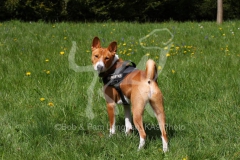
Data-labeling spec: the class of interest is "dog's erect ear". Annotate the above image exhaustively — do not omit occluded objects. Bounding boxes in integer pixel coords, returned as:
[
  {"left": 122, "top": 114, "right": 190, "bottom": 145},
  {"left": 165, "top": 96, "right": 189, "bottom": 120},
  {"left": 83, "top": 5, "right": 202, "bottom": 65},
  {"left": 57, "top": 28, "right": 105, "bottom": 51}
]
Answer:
[
  {"left": 108, "top": 41, "right": 117, "bottom": 54},
  {"left": 92, "top": 37, "right": 101, "bottom": 51}
]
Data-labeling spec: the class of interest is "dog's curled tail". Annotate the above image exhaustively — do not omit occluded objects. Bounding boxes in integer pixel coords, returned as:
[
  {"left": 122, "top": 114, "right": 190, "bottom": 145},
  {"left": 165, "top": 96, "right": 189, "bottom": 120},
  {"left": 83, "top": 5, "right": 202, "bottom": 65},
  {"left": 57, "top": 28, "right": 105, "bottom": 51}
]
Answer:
[{"left": 146, "top": 59, "right": 157, "bottom": 84}]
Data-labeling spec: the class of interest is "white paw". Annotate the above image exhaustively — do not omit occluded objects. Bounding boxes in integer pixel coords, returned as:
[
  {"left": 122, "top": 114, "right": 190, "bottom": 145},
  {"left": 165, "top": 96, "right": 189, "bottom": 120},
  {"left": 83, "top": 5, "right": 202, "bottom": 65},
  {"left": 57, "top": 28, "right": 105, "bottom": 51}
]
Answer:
[
  {"left": 138, "top": 137, "right": 145, "bottom": 150},
  {"left": 163, "top": 147, "right": 168, "bottom": 153},
  {"left": 109, "top": 127, "right": 115, "bottom": 136},
  {"left": 125, "top": 129, "right": 132, "bottom": 135},
  {"left": 125, "top": 128, "right": 132, "bottom": 136},
  {"left": 125, "top": 120, "right": 133, "bottom": 135},
  {"left": 162, "top": 136, "right": 168, "bottom": 152}
]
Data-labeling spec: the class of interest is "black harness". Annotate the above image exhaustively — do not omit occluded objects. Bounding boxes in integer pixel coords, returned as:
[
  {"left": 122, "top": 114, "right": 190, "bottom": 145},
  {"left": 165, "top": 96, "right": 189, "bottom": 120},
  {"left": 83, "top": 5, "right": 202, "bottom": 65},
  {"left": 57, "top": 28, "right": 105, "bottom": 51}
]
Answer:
[{"left": 99, "top": 61, "right": 137, "bottom": 105}]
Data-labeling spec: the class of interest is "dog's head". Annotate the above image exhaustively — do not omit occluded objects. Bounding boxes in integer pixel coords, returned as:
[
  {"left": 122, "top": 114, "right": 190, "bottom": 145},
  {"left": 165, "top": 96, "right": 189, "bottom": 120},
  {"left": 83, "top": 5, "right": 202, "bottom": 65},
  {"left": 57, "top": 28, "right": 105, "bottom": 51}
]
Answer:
[{"left": 91, "top": 37, "right": 118, "bottom": 74}]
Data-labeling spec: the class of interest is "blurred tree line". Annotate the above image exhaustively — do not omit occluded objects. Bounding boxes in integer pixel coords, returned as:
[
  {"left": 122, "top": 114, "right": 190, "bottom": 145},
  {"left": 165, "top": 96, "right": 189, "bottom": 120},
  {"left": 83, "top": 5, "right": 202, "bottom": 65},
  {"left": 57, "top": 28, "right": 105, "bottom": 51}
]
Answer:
[{"left": 0, "top": 0, "right": 240, "bottom": 22}]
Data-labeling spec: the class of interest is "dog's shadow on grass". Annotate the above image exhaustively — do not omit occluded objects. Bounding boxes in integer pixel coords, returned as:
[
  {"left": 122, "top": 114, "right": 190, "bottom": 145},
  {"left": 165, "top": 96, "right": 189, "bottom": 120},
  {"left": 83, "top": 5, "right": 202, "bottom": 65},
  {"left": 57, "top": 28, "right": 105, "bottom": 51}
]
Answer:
[
  {"left": 116, "top": 117, "right": 178, "bottom": 143},
  {"left": 114, "top": 116, "right": 187, "bottom": 151},
  {"left": 145, "top": 123, "right": 176, "bottom": 140}
]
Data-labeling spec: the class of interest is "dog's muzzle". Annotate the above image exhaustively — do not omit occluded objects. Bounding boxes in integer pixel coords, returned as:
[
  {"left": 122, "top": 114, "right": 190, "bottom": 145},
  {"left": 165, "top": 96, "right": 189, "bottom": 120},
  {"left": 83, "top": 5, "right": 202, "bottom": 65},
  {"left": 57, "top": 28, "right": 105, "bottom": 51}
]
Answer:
[{"left": 97, "top": 65, "right": 104, "bottom": 73}]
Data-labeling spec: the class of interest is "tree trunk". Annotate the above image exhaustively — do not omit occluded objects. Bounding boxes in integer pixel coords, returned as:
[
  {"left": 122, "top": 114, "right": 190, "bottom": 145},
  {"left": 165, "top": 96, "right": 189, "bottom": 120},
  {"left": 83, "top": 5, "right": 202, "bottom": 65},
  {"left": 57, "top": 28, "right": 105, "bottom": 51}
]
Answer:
[{"left": 217, "top": 0, "right": 223, "bottom": 24}]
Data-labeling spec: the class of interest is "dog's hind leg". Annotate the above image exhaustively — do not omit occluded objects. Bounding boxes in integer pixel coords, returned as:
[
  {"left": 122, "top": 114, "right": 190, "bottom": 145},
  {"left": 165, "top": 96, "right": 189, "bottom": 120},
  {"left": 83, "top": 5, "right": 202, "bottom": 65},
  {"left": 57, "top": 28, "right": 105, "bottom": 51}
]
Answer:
[
  {"left": 132, "top": 108, "right": 146, "bottom": 150},
  {"left": 149, "top": 83, "right": 168, "bottom": 152},
  {"left": 131, "top": 96, "right": 147, "bottom": 150}
]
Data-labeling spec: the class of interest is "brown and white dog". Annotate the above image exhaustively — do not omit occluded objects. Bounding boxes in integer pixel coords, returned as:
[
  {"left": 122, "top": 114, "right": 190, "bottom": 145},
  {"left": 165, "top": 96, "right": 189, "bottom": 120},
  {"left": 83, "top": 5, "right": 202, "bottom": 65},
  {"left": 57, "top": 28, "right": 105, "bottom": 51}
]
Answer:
[{"left": 91, "top": 37, "right": 168, "bottom": 152}]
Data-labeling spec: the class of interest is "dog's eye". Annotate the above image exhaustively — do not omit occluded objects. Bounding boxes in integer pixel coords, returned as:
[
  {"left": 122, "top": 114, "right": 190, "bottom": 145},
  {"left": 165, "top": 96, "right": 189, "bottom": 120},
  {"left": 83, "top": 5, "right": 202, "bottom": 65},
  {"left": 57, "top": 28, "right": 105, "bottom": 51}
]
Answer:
[{"left": 94, "top": 55, "right": 99, "bottom": 58}]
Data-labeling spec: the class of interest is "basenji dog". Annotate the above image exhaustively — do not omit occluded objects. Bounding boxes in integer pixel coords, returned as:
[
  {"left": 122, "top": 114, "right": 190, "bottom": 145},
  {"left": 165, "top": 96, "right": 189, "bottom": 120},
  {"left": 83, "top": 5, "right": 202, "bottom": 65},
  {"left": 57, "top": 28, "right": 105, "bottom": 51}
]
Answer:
[{"left": 91, "top": 37, "right": 168, "bottom": 152}]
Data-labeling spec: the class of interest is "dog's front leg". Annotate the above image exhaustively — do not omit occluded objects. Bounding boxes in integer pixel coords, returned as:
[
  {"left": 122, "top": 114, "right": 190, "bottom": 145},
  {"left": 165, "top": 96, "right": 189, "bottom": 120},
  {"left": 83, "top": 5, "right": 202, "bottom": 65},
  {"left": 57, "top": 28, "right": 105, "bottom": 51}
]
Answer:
[
  {"left": 124, "top": 105, "right": 133, "bottom": 134},
  {"left": 107, "top": 102, "right": 116, "bottom": 135}
]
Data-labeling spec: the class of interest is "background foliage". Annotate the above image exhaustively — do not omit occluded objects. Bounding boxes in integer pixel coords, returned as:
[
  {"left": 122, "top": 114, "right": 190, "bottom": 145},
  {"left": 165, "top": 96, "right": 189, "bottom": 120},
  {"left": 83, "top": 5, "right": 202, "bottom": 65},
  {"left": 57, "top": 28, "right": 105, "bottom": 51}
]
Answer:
[{"left": 0, "top": 0, "right": 240, "bottom": 22}]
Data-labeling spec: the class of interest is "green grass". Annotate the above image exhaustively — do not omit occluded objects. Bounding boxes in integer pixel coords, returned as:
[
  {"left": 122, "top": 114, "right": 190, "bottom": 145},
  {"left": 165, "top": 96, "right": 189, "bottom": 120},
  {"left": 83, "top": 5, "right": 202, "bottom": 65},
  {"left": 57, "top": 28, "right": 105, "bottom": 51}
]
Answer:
[{"left": 0, "top": 20, "right": 240, "bottom": 159}]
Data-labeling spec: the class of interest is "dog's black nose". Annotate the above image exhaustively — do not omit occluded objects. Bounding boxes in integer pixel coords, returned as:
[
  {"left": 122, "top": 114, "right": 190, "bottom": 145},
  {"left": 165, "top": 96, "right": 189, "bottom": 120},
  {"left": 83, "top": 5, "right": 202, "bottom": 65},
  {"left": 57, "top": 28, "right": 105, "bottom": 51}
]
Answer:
[{"left": 97, "top": 65, "right": 103, "bottom": 72}]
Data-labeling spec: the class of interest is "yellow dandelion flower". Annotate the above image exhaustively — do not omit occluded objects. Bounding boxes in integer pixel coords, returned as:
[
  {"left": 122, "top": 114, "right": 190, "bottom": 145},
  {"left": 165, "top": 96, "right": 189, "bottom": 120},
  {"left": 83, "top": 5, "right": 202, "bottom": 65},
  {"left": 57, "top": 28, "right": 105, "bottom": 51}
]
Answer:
[
  {"left": 52, "top": 25, "right": 55, "bottom": 28},
  {"left": 48, "top": 102, "right": 54, "bottom": 107},
  {"left": 164, "top": 46, "right": 168, "bottom": 50},
  {"left": 60, "top": 51, "right": 65, "bottom": 55},
  {"left": 175, "top": 46, "right": 180, "bottom": 50},
  {"left": 45, "top": 59, "right": 49, "bottom": 62},
  {"left": 172, "top": 69, "right": 175, "bottom": 74},
  {"left": 26, "top": 72, "right": 31, "bottom": 76},
  {"left": 128, "top": 48, "right": 132, "bottom": 51},
  {"left": 223, "top": 33, "right": 225, "bottom": 36},
  {"left": 46, "top": 70, "right": 50, "bottom": 74},
  {"left": 146, "top": 53, "right": 150, "bottom": 56},
  {"left": 40, "top": 98, "right": 45, "bottom": 102},
  {"left": 166, "top": 53, "right": 171, "bottom": 57},
  {"left": 219, "top": 27, "right": 222, "bottom": 30},
  {"left": 158, "top": 66, "right": 162, "bottom": 70},
  {"left": 184, "top": 51, "right": 187, "bottom": 54},
  {"left": 182, "top": 156, "right": 188, "bottom": 160},
  {"left": 123, "top": 43, "right": 126, "bottom": 46},
  {"left": 86, "top": 50, "right": 90, "bottom": 53},
  {"left": 64, "top": 37, "right": 67, "bottom": 40}
]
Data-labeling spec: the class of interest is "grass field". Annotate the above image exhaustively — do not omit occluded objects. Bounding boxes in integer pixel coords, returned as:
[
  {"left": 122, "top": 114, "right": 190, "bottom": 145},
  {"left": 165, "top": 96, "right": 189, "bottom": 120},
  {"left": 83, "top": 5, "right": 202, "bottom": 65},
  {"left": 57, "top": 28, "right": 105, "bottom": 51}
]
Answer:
[{"left": 0, "top": 20, "right": 240, "bottom": 159}]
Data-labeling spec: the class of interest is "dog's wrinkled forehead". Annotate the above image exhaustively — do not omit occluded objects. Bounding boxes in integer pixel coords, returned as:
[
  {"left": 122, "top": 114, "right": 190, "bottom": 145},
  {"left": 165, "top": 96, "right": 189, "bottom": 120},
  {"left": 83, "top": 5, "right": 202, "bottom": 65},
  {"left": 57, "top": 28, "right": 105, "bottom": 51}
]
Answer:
[{"left": 92, "top": 48, "right": 110, "bottom": 56}]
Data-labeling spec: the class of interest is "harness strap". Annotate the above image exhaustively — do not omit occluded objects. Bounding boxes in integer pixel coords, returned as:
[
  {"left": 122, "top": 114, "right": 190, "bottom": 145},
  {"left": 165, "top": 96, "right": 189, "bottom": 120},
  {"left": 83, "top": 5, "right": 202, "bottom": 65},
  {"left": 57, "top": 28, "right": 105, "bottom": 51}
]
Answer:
[
  {"left": 102, "top": 60, "right": 136, "bottom": 105},
  {"left": 114, "top": 61, "right": 135, "bottom": 105},
  {"left": 114, "top": 84, "right": 129, "bottom": 105},
  {"left": 114, "top": 61, "right": 136, "bottom": 75}
]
